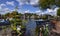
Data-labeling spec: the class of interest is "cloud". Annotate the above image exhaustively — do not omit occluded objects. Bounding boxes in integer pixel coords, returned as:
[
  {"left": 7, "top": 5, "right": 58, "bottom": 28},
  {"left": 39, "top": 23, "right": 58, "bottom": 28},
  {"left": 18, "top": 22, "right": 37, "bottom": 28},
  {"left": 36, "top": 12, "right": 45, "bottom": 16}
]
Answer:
[
  {"left": 0, "top": 6, "right": 1, "bottom": 9},
  {"left": 0, "top": 4, "right": 8, "bottom": 12},
  {"left": 16, "top": 0, "right": 28, "bottom": 5},
  {"left": 54, "top": 7, "right": 59, "bottom": 12},
  {"left": 0, "top": 3, "right": 10, "bottom": 14},
  {"left": 35, "top": 10, "right": 41, "bottom": 13},
  {"left": 47, "top": 7, "right": 59, "bottom": 13},
  {"left": 25, "top": 10, "right": 29, "bottom": 13},
  {"left": 16, "top": 0, "right": 23, "bottom": 5},
  {"left": 47, "top": 9, "right": 53, "bottom": 12},
  {"left": 35, "top": 7, "right": 59, "bottom": 16},
  {"left": 0, "top": 8, "right": 10, "bottom": 12},
  {"left": 45, "top": 7, "right": 59, "bottom": 16},
  {"left": 35, "top": 10, "right": 42, "bottom": 15},
  {"left": 30, "top": 0, "right": 38, "bottom": 6},
  {"left": 3, "top": 8, "right": 10, "bottom": 12},
  {"left": 0, "top": 5, "right": 12, "bottom": 14},
  {"left": 16, "top": 0, "right": 38, "bottom": 6},
  {"left": 0, "top": 6, "right": 2, "bottom": 10},
  {"left": 0, "top": 3, "right": 6, "bottom": 9},
  {"left": 0, "top": 4, "right": 6, "bottom": 6},
  {"left": 6, "top": 1, "right": 14, "bottom": 6}
]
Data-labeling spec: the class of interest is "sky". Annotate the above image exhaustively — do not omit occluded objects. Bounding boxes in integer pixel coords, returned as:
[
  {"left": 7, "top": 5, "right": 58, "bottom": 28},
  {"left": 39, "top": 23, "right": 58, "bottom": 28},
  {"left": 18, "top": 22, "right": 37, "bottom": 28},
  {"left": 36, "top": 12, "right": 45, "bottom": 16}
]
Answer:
[{"left": 0, "top": 0, "right": 59, "bottom": 16}]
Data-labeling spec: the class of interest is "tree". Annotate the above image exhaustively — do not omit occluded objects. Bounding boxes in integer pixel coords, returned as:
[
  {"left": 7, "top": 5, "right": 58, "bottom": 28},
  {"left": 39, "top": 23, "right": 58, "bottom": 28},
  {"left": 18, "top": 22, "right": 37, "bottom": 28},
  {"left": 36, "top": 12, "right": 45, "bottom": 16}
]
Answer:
[
  {"left": 9, "top": 11, "right": 26, "bottom": 35},
  {"left": 57, "top": 8, "right": 60, "bottom": 16},
  {"left": 0, "top": 14, "right": 2, "bottom": 19},
  {"left": 25, "top": 13, "right": 33, "bottom": 19},
  {"left": 38, "top": 0, "right": 60, "bottom": 16},
  {"left": 4, "top": 13, "right": 10, "bottom": 18},
  {"left": 33, "top": 14, "right": 39, "bottom": 19},
  {"left": 38, "top": 0, "right": 60, "bottom": 9}
]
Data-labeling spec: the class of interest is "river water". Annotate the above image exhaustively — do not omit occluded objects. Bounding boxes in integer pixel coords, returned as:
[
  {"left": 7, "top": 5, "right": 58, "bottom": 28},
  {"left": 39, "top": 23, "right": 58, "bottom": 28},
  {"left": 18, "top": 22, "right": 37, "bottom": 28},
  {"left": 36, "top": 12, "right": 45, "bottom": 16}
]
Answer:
[{"left": 26, "top": 19, "right": 36, "bottom": 36}]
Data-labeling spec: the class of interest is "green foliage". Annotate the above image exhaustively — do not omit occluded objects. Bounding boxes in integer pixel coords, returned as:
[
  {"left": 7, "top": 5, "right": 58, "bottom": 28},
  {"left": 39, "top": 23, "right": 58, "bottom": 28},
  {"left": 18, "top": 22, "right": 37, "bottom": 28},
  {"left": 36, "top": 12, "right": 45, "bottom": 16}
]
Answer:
[
  {"left": 39, "top": 0, "right": 49, "bottom": 9},
  {"left": 42, "top": 15, "right": 47, "bottom": 20},
  {"left": 35, "top": 27, "right": 40, "bottom": 34},
  {"left": 57, "top": 8, "right": 60, "bottom": 16},
  {"left": 43, "top": 26, "right": 49, "bottom": 36},
  {"left": 25, "top": 13, "right": 33, "bottom": 18},
  {"left": 0, "top": 6, "right": 27, "bottom": 35},
  {"left": 56, "top": 0, "right": 60, "bottom": 7},
  {"left": 8, "top": 11, "right": 26, "bottom": 35},
  {"left": 38, "top": 0, "right": 60, "bottom": 16},
  {"left": 22, "top": 20, "right": 28, "bottom": 23},
  {"left": 11, "top": 11, "right": 18, "bottom": 16},
  {"left": 38, "top": 0, "right": 60, "bottom": 9}
]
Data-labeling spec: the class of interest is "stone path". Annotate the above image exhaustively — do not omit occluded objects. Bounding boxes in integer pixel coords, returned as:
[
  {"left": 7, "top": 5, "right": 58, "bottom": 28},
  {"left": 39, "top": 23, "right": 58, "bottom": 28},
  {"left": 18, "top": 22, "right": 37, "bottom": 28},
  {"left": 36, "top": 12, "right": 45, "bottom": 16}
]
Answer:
[
  {"left": 49, "top": 21, "right": 60, "bottom": 36},
  {"left": 0, "top": 28, "right": 12, "bottom": 36}
]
